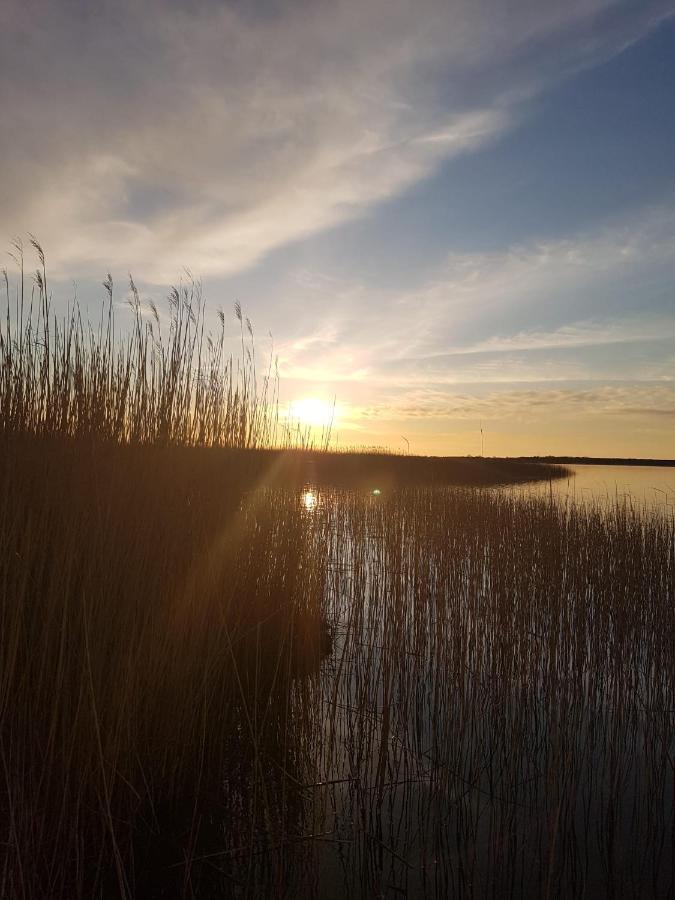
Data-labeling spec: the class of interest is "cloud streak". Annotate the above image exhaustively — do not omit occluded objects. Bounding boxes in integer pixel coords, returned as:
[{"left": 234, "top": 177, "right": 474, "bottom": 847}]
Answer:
[
  {"left": 275, "top": 206, "right": 675, "bottom": 385},
  {"left": 1, "top": 0, "right": 671, "bottom": 280},
  {"left": 360, "top": 384, "right": 675, "bottom": 422}
]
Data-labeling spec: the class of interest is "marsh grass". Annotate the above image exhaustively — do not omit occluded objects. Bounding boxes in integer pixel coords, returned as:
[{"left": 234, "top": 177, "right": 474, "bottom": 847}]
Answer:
[
  {"left": 1, "top": 239, "right": 296, "bottom": 450},
  {"left": 312, "top": 488, "right": 674, "bottom": 897},
  {"left": 0, "top": 244, "right": 672, "bottom": 897},
  {"left": 0, "top": 432, "right": 332, "bottom": 897},
  {"left": 0, "top": 240, "right": 567, "bottom": 483},
  {"left": 2, "top": 457, "right": 672, "bottom": 897}
]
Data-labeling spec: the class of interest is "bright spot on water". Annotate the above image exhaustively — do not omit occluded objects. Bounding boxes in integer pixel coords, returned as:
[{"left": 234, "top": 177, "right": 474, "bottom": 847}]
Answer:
[
  {"left": 372, "top": 489, "right": 381, "bottom": 496},
  {"left": 302, "top": 489, "right": 318, "bottom": 511}
]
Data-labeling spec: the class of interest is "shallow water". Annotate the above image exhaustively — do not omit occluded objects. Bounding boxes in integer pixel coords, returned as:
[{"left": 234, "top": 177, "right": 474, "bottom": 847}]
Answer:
[
  {"left": 200, "top": 484, "right": 674, "bottom": 898},
  {"left": 510, "top": 463, "right": 675, "bottom": 515},
  {"left": 7, "top": 466, "right": 671, "bottom": 898}
]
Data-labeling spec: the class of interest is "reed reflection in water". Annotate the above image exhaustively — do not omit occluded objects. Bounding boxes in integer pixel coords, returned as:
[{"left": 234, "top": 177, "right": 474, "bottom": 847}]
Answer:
[
  {"left": 229, "top": 484, "right": 674, "bottom": 899},
  {"left": 1, "top": 455, "right": 673, "bottom": 897}
]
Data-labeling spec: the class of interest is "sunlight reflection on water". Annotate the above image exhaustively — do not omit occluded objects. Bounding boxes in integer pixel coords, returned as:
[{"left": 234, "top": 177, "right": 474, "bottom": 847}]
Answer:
[
  {"left": 301, "top": 489, "right": 318, "bottom": 512},
  {"left": 510, "top": 464, "right": 675, "bottom": 516}
]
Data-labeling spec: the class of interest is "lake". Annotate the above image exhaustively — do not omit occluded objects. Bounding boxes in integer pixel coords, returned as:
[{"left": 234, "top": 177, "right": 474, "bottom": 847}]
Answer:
[
  {"left": 512, "top": 463, "right": 675, "bottom": 515},
  {"left": 240, "top": 479, "right": 674, "bottom": 898},
  {"left": 4, "top": 444, "right": 673, "bottom": 898}
]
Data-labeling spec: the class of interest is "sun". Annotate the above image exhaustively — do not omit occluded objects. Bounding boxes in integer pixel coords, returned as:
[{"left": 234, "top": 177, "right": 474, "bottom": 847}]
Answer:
[{"left": 290, "top": 397, "right": 336, "bottom": 428}]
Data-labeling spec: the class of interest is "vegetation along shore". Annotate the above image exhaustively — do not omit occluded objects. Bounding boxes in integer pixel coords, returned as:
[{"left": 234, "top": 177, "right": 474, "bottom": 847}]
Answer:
[{"left": 0, "top": 250, "right": 672, "bottom": 898}]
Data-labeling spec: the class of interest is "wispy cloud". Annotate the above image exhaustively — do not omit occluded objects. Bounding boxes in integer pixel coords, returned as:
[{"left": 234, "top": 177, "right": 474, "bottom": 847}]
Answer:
[
  {"left": 360, "top": 384, "right": 675, "bottom": 422},
  {"left": 397, "top": 210, "right": 675, "bottom": 355},
  {"left": 448, "top": 318, "right": 675, "bottom": 355},
  {"left": 274, "top": 206, "right": 675, "bottom": 388},
  {"left": 1, "top": 0, "right": 671, "bottom": 280}
]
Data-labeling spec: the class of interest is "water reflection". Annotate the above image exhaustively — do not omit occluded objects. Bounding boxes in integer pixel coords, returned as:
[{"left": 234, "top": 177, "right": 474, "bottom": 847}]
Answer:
[
  {"left": 157, "top": 483, "right": 672, "bottom": 896},
  {"left": 302, "top": 488, "right": 318, "bottom": 511},
  {"left": 508, "top": 463, "right": 675, "bottom": 516},
  {"left": 309, "top": 486, "right": 674, "bottom": 897},
  {"left": 54, "top": 482, "right": 674, "bottom": 896}
]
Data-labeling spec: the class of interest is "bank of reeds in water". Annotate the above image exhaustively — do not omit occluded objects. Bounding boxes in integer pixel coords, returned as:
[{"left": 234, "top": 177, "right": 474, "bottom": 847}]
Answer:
[
  {"left": 0, "top": 245, "right": 673, "bottom": 898},
  {"left": 314, "top": 488, "right": 674, "bottom": 898},
  {"left": 1, "top": 443, "right": 673, "bottom": 897},
  {"left": 0, "top": 238, "right": 334, "bottom": 451},
  {"left": 0, "top": 434, "right": 332, "bottom": 898}
]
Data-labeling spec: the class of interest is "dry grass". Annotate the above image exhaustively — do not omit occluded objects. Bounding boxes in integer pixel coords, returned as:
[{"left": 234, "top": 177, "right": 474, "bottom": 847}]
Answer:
[
  {"left": 0, "top": 246, "right": 671, "bottom": 897},
  {"left": 1, "top": 440, "right": 672, "bottom": 897},
  {"left": 1, "top": 239, "right": 291, "bottom": 450},
  {"left": 0, "top": 432, "right": 330, "bottom": 897},
  {"left": 0, "top": 240, "right": 568, "bottom": 483}
]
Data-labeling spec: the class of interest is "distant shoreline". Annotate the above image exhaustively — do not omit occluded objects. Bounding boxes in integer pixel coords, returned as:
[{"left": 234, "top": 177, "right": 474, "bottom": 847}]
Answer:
[{"left": 510, "top": 456, "right": 675, "bottom": 468}]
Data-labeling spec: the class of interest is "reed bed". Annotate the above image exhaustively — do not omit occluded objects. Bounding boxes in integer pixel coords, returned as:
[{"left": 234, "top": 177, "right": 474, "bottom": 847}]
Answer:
[
  {"left": 0, "top": 245, "right": 671, "bottom": 897},
  {"left": 1, "top": 441, "right": 673, "bottom": 896},
  {"left": 0, "top": 239, "right": 318, "bottom": 450},
  {"left": 0, "top": 240, "right": 565, "bottom": 482},
  {"left": 309, "top": 488, "right": 674, "bottom": 898},
  {"left": 0, "top": 433, "right": 330, "bottom": 898}
]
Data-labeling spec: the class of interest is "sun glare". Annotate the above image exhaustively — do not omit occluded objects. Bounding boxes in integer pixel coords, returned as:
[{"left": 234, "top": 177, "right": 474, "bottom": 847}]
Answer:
[
  {"left": 290, "top": 397, "right": 335, "bottom": 428},
  {"left": 302, "top": 489, "right": 318, "bottom": 511}
]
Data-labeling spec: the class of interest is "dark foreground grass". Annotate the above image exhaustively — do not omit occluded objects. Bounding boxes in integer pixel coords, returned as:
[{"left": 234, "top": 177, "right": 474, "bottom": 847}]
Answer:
[
  {"left": 0, "top": 432, "right": 329, "bottom": 898},
  {"left": 0, "top": 432, "right": 673, "bottom": 898},
  {"left": 0, "top": 252, "right": 671, "bottom": 897}
]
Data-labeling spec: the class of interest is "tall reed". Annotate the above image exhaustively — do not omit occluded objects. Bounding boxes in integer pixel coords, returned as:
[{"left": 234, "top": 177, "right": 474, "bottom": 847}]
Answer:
[
  {"left": 1, "top": 451, "right": 672, "bottom": 896},
  {"left": 1, "top": 242, "right": 670, "bottom": 898},
  {"left": 0, "top": 238, "right": 328, "bottom": 450}
]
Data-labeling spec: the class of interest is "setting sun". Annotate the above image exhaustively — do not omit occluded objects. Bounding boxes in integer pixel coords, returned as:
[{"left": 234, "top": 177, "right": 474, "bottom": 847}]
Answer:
[
  {"left": 2, "top": 2, "right": 674, "bottom": 895},
  {"left": 290, "top": 397, "right": 336, "bottom": 428}
]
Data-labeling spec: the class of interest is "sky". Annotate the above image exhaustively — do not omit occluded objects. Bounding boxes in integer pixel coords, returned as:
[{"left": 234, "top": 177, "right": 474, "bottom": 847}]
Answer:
[{"left": 1, "top": 0, "right": 674, "bottom": 457}]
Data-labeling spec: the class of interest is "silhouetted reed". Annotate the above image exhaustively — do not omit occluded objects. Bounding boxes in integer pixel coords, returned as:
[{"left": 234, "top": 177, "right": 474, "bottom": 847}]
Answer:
[
  {"left": 1, "top": 238, "right": 315, "bottom": 450},
  {"left": 1, "top": 441, "right": 672, "bottom": 896},
  {"left": 0, "top": 243, "right": 671, "bottom": 898},
  {"left": 0, "top": 434, "right": 332, "bottom": 897}
]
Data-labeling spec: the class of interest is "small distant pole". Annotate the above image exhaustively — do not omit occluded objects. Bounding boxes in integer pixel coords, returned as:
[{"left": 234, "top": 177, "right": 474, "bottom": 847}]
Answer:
[
  {"left": 480, "top": 422, "right": 484, "bottom": 457},
  {"left": 401, "top": 435, "right": 410, "bottom": 455}
]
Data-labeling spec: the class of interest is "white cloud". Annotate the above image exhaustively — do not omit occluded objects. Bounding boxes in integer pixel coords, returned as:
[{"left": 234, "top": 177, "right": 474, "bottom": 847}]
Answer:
[
  {"left": 360, "top": 384, "right": 675, "bottom": 422},
  {"left": 1, "top": 0, "right": 671, "bottom": 280},
  {"left": 271, "top": 206, "right": 675, "bottom": 392},
  {"left": 449, "top": 318, "right": 675, "bottom": 355},
  {"left": 396, "top": 210, "right": 675, "bottom": 353}
]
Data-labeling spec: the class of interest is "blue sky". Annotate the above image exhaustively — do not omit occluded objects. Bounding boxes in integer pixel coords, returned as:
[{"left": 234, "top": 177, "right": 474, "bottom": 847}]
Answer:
[{"left": 1, "top": 0, "right": 674, "bottom": 455}]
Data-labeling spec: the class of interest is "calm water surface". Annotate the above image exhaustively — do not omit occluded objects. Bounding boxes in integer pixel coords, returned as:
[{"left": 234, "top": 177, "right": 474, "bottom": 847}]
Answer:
[
  {"left": 280, "top": 480, "right": 674, "bottom": 898},
  {"left": 132, "top": 478, "right": 672, "bottom": 897},
  {"left": 514, "top": 463, "right": 675, "bottom": 514}
]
